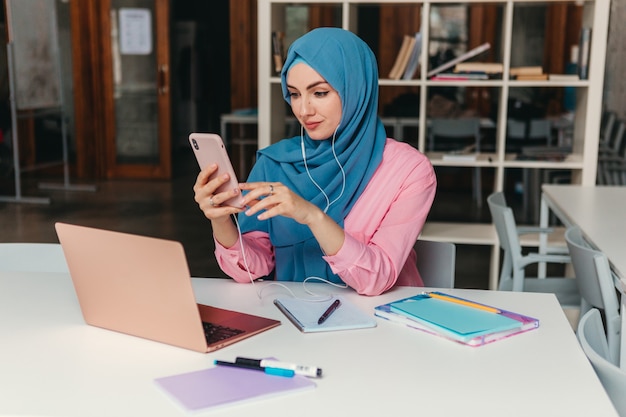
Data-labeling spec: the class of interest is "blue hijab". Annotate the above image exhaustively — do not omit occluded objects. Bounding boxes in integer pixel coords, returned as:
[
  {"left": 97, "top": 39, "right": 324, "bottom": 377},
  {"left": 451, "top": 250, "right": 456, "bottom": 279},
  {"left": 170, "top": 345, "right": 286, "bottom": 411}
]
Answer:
[{"left": 238, "top": 27, "right": 386, "bottom": 283}]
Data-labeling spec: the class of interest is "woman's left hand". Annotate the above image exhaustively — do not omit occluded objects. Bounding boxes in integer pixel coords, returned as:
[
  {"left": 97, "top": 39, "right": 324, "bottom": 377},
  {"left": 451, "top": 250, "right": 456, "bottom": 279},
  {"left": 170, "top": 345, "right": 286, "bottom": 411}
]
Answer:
[{"left": 239, "top": 182, "right": 322, "bottom": 226}]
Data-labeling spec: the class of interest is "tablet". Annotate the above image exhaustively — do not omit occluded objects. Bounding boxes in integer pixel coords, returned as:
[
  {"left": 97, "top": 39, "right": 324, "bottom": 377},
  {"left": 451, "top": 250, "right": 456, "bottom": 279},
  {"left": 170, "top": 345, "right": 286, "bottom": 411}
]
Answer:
[{"left": 189, "top": 133, "right": 245, "bottom": 208}]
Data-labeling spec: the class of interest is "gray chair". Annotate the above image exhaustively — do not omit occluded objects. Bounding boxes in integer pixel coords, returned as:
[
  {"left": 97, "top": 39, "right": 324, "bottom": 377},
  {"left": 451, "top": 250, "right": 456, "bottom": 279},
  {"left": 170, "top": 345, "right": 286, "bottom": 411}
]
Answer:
[
  {"left": 414, "top": 239, "right": 456, "bottom": 289},
  {"left": 506, "top": 118, "right": 553, "bottom": 153},
  {"left": 0, "top": 243, "right": 69, "bottom": 273},
  {"left": 577, "top": 309, "right": 626, "bottom": 417},
  {"left": 428, "top": 118, "right": 483, "bottom": 207},
  {"left": 566, "top": 226, "right": 621, "bottom": 364},
  {"left": 487, "top": 191, "right": 580, "bottom": 308}
]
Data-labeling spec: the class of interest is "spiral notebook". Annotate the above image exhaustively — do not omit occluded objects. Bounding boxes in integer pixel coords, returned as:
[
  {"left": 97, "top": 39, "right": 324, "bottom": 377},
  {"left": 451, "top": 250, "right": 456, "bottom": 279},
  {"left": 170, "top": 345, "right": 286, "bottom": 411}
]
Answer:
[{"left": 274, "top": 296, "right": 377, "bottom": 333}]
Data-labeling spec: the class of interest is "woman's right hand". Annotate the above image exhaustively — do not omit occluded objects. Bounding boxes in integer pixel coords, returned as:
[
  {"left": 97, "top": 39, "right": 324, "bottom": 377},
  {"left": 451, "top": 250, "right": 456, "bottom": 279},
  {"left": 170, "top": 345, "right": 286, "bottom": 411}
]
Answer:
[{"left": 193, "top": 164, "right": 243, "bottom": 222}]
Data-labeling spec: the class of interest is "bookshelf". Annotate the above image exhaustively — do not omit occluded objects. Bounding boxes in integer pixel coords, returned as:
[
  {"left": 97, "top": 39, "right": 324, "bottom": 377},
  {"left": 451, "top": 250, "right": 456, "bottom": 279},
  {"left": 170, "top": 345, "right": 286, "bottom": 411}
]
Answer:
[{"left": 257, "top": 0, "right": 610, "bottom": 289}]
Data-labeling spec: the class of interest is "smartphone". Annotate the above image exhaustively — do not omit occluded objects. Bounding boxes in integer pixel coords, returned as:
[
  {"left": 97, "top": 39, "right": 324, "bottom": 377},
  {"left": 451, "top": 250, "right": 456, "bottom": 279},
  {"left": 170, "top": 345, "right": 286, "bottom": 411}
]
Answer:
[{"left": 189, "top": 133, "right": 245, "bottom": 208}]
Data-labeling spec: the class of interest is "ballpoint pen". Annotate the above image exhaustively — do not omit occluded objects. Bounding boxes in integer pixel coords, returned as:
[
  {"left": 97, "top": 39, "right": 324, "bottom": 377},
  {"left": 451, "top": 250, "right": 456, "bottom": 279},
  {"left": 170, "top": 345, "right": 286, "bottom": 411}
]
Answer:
[
  {"left": 214, "top": 360, "right": 295, "bottom": 377},
  {"left": 317, "top": 299, "right": 341, "bottom": 324},
  {"left": 236, "top": 357, "right": 322, "bottom": 378}
]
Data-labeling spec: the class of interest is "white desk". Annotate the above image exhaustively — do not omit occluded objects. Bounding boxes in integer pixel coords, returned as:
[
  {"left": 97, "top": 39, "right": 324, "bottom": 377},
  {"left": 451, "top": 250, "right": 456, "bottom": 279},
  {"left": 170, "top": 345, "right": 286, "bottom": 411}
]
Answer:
[
  {"left": 0, "top": 272, "right": 617, "bottom": 417},
  {"left": 541, "top": 184, "right": 626, "bottom": 368}
]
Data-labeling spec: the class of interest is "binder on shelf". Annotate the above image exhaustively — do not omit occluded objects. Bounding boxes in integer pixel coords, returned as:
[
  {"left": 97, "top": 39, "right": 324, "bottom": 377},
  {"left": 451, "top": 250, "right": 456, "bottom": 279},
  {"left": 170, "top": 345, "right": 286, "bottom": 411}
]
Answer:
[
  {"left": 427, "top": 42, "right": 491, "bottom": 78},
  {"left": 388, "top": 34, "right": 415, "bottom": 80},
  {"left": 374, "top": 292, "right": 539, "bottom": 346},
  {"left": 155, "top": 363, "right": 316, "bottom": 412},
  {"left": 578, "top": 27, "right": 592, "bottom": 80},
  {"left": 401, "top": 32, "right": 422, "bottom": 80}
]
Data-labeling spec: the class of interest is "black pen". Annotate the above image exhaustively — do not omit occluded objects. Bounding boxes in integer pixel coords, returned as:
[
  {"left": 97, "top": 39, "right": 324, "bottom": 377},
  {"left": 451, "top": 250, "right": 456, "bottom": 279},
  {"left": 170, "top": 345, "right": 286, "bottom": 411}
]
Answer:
[{"left": 318, "top": 299, "right": 341, "bottom": 324}]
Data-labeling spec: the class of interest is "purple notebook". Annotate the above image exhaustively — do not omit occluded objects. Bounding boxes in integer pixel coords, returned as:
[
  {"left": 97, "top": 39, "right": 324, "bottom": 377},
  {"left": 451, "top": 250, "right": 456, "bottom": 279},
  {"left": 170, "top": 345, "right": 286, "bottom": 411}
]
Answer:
[{"left": 155, "top": 365, "right": 316, "bottom": 412}]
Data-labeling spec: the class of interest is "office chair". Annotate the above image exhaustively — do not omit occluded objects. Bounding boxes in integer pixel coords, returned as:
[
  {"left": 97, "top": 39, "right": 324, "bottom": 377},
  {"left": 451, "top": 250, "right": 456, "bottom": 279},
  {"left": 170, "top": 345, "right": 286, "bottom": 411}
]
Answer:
[
  {"left": 487, "top": 191, "right": 580, "bottom": 308},
  {"left": 506, "top": 118, "right": 552, "bottom": 152},
  {"left": 577, "top": 309, "right": 626, "bottom": 417},
  {"left": 597, "top": 120, "right": 626, "bottom": 185},
  {"left": 414, "top": 239, "right": 456, "bottom": 289},
  {"left": 0, "top": 243, "right": 69, "bottom": 273},
  {"left": 428, "top": 118, "right": 483, "bottom": 207},
  {"left": 565, "top": 226, "right": 621, "bottom": 365}
]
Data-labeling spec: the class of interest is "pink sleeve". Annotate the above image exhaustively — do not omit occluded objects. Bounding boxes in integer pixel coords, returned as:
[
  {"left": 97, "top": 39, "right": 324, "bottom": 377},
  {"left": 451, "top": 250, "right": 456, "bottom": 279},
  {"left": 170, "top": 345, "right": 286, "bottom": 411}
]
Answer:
[
  {"left": 214, "top": 231, "right": 275, "bottom": 283},
  {"left": 323, "top": 140, "right": 436, "bottom": 296}
]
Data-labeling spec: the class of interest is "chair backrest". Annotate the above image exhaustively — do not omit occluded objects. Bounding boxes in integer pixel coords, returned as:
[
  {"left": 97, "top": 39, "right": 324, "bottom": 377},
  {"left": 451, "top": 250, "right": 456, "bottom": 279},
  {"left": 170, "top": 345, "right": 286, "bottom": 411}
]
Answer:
[
  {"left": 0, "top": 243, "right": 69, "bottom": 273},
  {"left": 428, "top": 118, "right": 481, "bottom": 152},
  {"left": 486, "top": 192, "right": 523, "bottom": 290},
  {"left": 600, "top": 111, "right": 616, "bottom": 144},
  {"left": 577, "top": 309, "right": 626, "bottom": 416},
  {"left": 507, "top": 119, "right": 551, "bottom": 140},
  {"left": 415, "top": 240, "right": 456, "bottom": 289},
  {"left": 565, "top": 226, "right": 621, "bottom": 364}
]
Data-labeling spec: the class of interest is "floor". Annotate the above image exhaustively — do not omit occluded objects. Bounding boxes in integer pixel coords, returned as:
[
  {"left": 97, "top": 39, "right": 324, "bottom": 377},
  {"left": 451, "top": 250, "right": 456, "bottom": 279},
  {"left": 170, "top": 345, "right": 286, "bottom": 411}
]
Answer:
[{"left": 1, "top": 148, "right": 509, "bottom": 289}]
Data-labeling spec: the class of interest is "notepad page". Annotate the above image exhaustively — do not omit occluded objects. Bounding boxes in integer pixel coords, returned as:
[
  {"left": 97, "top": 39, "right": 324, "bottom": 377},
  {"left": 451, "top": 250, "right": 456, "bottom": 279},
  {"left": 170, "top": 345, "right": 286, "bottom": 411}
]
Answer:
[{"left": 274, "top": 296, "right": 377, "bottom": 333}]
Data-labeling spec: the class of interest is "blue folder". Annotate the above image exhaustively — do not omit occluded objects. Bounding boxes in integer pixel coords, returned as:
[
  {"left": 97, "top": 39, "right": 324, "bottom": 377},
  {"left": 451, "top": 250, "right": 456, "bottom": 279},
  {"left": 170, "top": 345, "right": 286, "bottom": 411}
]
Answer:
[{"left": 390, "top": 296, "right": 522, "bottom": 338}]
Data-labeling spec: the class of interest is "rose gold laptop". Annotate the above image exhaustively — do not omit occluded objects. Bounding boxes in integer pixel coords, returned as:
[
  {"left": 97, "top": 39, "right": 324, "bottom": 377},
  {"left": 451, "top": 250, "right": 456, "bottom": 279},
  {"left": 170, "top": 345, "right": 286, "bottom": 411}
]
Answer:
[{"left": 54, "top": 222, "right": 280, "bottom": 353}]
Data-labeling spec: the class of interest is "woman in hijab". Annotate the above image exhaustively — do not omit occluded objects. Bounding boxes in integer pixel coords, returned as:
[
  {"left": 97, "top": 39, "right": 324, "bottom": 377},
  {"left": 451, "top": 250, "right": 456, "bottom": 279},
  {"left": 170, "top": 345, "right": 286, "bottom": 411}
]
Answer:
[{"left": 194, "top": 27, "right": 436, "bottom": 296}]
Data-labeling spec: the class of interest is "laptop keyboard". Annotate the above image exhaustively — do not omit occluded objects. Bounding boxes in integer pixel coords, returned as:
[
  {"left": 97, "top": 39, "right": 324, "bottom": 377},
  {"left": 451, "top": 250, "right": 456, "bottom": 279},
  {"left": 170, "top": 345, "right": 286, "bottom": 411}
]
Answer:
[{"left": 202, "top": 322, "right": 245, "bottom": 344}]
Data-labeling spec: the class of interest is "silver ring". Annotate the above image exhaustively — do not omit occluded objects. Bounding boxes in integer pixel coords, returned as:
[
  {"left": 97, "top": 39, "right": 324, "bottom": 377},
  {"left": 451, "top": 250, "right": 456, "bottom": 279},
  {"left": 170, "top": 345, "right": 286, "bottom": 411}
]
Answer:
[
  {"left": 209, "top": 196, "right": 215, "bottom": 207},
  {"left": 269, "top": 184, "right": 274, "bottom": 195}
]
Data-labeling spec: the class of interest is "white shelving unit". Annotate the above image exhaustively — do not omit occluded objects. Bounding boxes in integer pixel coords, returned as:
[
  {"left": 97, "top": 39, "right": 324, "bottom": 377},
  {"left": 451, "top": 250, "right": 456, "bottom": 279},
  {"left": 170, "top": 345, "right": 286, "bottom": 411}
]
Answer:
[{"left": 257, "top": 0, "right": 610, "bottom": 289}]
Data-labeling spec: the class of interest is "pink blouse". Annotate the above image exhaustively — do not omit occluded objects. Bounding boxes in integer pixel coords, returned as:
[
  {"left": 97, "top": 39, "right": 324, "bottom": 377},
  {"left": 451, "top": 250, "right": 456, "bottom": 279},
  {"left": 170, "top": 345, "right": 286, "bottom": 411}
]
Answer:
[{"left": 214, "top": 138, "right": 437, "bottom": 296}]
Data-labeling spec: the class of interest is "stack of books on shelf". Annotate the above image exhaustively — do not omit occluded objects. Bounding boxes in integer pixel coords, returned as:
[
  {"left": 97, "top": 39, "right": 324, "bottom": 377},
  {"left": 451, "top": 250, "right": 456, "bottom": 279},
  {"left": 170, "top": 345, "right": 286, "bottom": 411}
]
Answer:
[
  {"left": 388, "top": 32, "right": 422, "bottom": 80},
  {"left": 509, "top": 66, "right": 548, "bottom": 81},
  {"left": 431, "top": 62, "right": 503, "bottom": 81},
  {"left": 374, "top": 291, "right": 539, "bottom": 347},
  {"left": 427, "top": 42, "right": 491, "bottom": 78}
]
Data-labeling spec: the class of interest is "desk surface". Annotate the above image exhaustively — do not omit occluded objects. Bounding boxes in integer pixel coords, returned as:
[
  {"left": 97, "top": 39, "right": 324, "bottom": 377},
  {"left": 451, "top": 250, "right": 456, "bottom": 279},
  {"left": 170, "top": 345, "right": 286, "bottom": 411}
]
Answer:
[
  {"left": 0, "top": 272, "right": 617, "bottom": 417},
  {"left": 542, "top": 184, "right": 626, "bottom": 281}
]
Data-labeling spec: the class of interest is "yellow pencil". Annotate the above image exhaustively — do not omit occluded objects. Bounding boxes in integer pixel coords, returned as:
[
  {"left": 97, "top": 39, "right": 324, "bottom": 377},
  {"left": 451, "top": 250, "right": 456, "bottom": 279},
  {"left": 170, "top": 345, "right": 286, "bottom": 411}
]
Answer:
[{"left": 427, "top": 292, "right": 501, "bottom": 314}]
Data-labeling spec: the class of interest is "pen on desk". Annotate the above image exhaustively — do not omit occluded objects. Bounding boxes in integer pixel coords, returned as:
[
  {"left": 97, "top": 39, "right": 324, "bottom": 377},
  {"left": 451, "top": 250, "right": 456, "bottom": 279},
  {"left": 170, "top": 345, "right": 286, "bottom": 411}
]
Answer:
[
  {"left": 317, "top": 299, "right": 341, "bottom": 325},
  {"left": 214, "top": 360, "right": 295, "bottom": 377},
  {"left": 236, "top": 357, "right": 322, "bottom": 378},
  {"left": 426, "top": 292, "right": 501, "bottom": 314}
]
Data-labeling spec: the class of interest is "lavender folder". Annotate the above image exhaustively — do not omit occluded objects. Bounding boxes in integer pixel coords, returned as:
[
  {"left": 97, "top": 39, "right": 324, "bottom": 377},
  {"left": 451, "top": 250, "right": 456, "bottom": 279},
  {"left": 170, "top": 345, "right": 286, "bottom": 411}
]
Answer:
[{"left": 155, "top": 365, "right": 316, "bottom": 412}]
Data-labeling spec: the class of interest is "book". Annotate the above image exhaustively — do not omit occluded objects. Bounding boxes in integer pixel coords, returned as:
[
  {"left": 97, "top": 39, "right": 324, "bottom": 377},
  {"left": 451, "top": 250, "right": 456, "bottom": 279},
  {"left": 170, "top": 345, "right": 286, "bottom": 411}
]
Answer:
[
  {"left": 578, "top": 27, "right": 592, "bottom": 80},
  {"left": 454, "top": 62, "right": 503, "bottom": 74},
  {"left": 155, "top": 363, "right": 316, "bottom": 412},
  {"left": 509, "top": 66, "right": 543, "bottom": 76},
  {"left": 514, "top": 73, "right": 549, "bottom": 81},
  {"left": 548, "top": 74, "right": 580, "bottom": 82},
  {"left": 388, "top": 34, "right": 415, "bottom": 80},
  {"left": 401, "top": 32, "right": 422, "bottom": 80},
  {"left": 271, "top": 31, "right": 285, "bottom": 74},
  {"left": 374, "top": 292, "right": 539, "bottom": 346},
  {"left": 431, "top": 72, "right": 489, "bottom": 81},
  {"left": 427, "top": 42, "right": 491, "bottom": 78},
  {"left": 274, "top": 296, "right": 377, "bottom": 333}
]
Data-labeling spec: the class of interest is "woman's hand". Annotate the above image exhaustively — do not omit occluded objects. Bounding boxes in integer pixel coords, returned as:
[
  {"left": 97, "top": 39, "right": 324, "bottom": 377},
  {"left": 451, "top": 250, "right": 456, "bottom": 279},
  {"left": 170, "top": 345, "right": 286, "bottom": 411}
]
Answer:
[
  {"left": 240, "top": 182, "right": 324, "bottom": 226},
  {"left": 193, "top": 164, "right": 243, "bottom": 222}
]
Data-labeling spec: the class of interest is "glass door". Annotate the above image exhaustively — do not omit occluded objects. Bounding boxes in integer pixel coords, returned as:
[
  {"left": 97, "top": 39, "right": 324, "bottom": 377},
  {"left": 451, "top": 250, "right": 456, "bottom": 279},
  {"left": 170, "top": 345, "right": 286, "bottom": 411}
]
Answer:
[{"left": 103, "top": 0, "right": 171, "bottom": 179}]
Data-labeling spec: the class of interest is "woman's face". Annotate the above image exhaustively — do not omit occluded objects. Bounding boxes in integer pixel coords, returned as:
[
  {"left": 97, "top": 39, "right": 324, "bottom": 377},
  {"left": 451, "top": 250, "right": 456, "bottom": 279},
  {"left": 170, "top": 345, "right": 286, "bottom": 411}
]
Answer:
[{"left": 286, "top": 63, "right": 342, "bottom": 140}]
